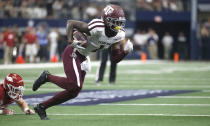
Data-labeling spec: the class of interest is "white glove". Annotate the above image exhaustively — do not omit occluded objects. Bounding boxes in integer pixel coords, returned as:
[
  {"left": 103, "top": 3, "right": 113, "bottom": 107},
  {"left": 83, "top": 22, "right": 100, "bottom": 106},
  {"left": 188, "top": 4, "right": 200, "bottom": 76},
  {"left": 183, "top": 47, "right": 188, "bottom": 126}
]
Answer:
[
  {"left": 81, "top": 56, "right": 91, "bottom": 72},
  {"left": 124, "top": 39, "right": 133, "bottom": 52},
  {"left": 71, "top": 40, "right": 85, "bottom": 50},
  {"left": 24, "top": 108, "right": 35, "bottom": 115}
]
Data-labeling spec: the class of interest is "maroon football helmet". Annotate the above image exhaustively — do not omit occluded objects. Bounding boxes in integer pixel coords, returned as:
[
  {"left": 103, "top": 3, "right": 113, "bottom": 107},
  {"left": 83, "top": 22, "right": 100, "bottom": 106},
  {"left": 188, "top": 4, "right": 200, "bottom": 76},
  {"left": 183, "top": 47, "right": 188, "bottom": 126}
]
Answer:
[
  {"left": 3, "top": 73, "right": 24, "bottom": 100},
  {"left": 102, "top": 4, "right": 126, "bottom": 32}
]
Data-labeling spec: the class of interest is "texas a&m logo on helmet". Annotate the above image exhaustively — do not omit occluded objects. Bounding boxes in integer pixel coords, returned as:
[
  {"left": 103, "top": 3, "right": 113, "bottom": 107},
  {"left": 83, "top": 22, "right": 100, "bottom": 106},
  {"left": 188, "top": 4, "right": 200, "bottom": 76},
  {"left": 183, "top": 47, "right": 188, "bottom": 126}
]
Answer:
[{"left": 102, "top": 4, "right": 126, "bottom": 32}]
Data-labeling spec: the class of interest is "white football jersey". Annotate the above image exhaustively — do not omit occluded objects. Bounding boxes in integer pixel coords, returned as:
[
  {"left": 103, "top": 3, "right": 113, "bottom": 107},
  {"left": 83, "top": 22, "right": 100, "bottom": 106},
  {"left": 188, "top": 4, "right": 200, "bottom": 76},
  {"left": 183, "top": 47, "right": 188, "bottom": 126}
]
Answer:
[{"left": 77, "top": 19, "right": 125, "bottom": 56}]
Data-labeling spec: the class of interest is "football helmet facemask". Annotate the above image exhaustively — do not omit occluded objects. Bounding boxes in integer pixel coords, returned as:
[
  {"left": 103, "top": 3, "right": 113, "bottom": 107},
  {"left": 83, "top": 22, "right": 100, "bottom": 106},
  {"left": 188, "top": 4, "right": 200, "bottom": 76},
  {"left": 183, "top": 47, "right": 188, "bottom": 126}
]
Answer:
[
  {"left": 3, "top": 73, "right": 24, "bottom": 100},
  {"left": 102, "top": 4, "right": 126, "bottom": 32}
]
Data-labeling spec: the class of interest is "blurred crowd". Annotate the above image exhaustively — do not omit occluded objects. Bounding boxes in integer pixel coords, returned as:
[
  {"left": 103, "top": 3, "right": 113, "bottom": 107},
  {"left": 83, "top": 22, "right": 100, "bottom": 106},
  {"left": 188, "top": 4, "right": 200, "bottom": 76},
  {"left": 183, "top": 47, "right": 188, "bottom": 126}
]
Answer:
[
  {"left": 0, "top": 0, "right": 209, "bottom": 64},
  {"left": 0, "top": 0, "right": 137, "bottom": 20},
  {"left": 0, "top": 0, "right": 189, "bottom": 20},
  {"left": 0, "top": 0, "right": 106, "bottom": 20},
  {"left": 132, "top": 28, "right": 188, "bottom": 60},
  {"left": 137, "top": 0, "right": 190, "bottom": 12},
  {"left": 0, "top": 25, "right": 68, "bottom": 64}
]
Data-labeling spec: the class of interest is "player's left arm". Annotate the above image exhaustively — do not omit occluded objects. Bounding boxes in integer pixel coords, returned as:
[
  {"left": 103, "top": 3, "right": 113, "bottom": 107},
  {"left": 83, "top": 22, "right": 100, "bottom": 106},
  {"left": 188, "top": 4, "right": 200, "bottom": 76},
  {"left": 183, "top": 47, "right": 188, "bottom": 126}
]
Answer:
[
  {"left": 66, "top": 20, "right": 90, "bottom": 44},
  {"left": 16, "top": 98, "right": 35, "bottom": 115},
  {"left": 111, "top": 38, "right": 133, "bottom": 63}
]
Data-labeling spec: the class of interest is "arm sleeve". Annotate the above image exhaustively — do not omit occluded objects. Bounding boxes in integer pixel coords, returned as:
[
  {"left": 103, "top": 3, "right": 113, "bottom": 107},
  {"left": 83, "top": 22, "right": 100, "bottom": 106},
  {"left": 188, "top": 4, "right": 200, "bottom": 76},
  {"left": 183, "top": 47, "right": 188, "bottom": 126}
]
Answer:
[{"left": 111, "top": 49, "right": 127, "bottom": 63}]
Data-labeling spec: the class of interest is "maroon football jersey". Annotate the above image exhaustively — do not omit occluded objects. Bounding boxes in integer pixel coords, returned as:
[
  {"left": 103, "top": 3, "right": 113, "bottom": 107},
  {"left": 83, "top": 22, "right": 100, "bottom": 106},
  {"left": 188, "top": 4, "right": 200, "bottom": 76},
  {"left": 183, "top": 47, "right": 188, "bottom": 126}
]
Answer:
[{"left": 0, "top": 83, "right": 14, "bottom": 108}]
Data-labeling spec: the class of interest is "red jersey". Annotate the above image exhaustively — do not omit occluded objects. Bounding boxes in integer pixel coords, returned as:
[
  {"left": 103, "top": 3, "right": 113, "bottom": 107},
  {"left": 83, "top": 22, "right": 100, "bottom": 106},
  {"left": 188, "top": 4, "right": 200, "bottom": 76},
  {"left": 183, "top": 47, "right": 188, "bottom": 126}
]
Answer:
[
  {"left": 0, "top": 83, "right": 14, "bottom": 108},
  {"left": 24, "top": 33, "right": 37, "bottom": 44},
  {"left": 1, "top": 32, "right": 16, "bottom": 47}
]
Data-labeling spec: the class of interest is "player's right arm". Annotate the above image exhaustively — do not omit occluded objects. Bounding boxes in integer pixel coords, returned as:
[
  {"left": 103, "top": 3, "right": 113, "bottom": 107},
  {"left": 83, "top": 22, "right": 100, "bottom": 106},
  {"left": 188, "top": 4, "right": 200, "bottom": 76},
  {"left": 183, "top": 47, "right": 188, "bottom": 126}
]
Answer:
[
  {"left": 111, "top": 39, "right": 133, "bottom": 63},
  {"left": 66, "top": 20, "right": 90, "bottom": 45},
  {"left": 16, "top": 98, "right": 34, "bottom": 115},
  {"left": 0, "top": 107, "right": 14, "bottom": 115}
]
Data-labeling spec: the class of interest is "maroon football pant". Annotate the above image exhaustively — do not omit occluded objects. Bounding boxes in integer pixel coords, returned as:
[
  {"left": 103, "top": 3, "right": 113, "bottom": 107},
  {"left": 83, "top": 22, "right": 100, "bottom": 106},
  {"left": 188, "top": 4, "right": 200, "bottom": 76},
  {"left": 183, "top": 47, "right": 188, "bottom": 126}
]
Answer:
[{"left": 41, "top": 45, "right": 86, "bottom": 109}]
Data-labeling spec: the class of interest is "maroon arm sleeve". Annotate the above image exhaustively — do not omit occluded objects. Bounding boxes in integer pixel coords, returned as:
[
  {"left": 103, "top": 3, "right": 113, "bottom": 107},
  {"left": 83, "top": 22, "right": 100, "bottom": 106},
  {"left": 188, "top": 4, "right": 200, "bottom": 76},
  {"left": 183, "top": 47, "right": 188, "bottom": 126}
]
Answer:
[{"left": 111, "top": 49, "right": 127, "bottom": 63}]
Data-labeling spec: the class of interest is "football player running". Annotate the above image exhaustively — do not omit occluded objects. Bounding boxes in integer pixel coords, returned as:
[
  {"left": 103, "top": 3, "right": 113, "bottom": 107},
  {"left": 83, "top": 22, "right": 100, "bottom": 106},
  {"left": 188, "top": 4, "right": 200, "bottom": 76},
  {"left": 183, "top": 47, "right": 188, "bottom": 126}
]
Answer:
[
  {"left": 32, "top": 4, "right": 133, "bottom": 120},
  {"left": 0, "top": 73, "right": 34, "bottom": 115}
]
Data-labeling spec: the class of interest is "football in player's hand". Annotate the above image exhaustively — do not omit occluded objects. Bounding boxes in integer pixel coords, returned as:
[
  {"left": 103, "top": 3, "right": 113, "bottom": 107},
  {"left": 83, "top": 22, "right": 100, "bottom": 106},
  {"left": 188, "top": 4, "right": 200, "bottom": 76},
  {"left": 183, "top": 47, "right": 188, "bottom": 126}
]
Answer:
[{"left": 73, "top": 31, "right": 88, "bottom": 48}]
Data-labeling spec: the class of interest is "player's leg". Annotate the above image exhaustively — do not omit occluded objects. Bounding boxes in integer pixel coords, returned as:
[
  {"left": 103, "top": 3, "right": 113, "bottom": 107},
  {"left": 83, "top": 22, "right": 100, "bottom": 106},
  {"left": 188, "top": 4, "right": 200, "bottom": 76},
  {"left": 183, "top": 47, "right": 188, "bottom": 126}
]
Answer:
[
  {"left": 33, "top": 46, "right": 85, "bottom": 91},
  {"left": 34, "top": 45, "right": 86, "bottom": 120},
  {"left": 33, "top": 45, "right": 74, "bottom": 91},
  {"left": 96, "top": 49, "right": 109, "bottom": 85},
  {"left": 34, "top": 89, "right": 80, "bottom": 120},
  {"left": 109, "top": 47, "right": 117, "bottom": 84},
  {"left": 36, "top": 46, "right": 86, "bottom": 110},
  {"left": 47, "top": 45, "right": 86, "bottom": 89},
  {"left": 109, "top": 61, "right": 117, "bottom": 84}
]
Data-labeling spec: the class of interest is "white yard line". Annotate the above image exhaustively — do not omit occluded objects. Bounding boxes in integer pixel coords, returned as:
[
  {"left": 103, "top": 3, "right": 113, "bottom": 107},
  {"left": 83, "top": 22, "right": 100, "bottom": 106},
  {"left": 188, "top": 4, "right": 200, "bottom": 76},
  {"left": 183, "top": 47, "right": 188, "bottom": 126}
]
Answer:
[
  {"left": 84, "top": 85, "right": 210, "bottom": 88},
  {"left": 100, "top": 103, "right": 210, "bottom": 107},
  {"left": 23, "top": 85, "right": 210, "bottom": 89},
  {"left": 202, "top": 90, "right": 210, "bottom": 92},
  {"left": 158, "top": 96, "right": 210, "bottom": 99},
  {"left": 23, "top": 85, "right": 210, "bottom": 90},
  {"left": 138, "top": 85, "right": 210, "bottom": 88},
  {"left": 14, "top": 113, "right": 210, "bottom": 117},
  {"left": 47, "top": 113, "right": 210, "bottom": 117},
  {"left": 0, "top": 60, "right": 174, "bottom": 70}
]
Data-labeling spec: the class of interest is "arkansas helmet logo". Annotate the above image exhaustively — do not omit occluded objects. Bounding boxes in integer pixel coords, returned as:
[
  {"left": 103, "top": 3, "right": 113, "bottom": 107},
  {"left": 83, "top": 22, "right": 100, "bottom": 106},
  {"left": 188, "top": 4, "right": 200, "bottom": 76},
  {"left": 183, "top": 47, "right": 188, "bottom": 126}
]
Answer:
[
  {"left": 6, "top": 76, "right": 13, "bottom": 82},
  {"left": 104, "top": 5, "right": 114, "bottom": 15}
]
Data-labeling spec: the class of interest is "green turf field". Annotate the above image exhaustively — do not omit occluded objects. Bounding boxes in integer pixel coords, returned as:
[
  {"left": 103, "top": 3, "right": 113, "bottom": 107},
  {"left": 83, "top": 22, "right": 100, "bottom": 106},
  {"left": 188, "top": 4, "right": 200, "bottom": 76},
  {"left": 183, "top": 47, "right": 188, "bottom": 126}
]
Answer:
[{"left": 0, "top": 60, "right": 210, "bottom": 126}]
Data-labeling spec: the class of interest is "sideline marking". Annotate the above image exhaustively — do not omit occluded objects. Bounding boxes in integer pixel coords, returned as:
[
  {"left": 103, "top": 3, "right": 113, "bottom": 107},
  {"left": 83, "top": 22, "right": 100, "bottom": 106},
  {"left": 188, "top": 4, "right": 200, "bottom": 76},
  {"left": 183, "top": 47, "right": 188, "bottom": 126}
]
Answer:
[{"left": 100, "top": 104, "right": 210, "bottom": 107}]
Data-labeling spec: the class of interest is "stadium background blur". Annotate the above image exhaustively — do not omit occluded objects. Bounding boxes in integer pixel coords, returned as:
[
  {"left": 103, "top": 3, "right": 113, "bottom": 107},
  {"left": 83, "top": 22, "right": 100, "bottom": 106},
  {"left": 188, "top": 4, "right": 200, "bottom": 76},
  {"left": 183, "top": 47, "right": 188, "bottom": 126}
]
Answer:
[{"left": 0, "top": 0, "right": 210, "bottom": 64}]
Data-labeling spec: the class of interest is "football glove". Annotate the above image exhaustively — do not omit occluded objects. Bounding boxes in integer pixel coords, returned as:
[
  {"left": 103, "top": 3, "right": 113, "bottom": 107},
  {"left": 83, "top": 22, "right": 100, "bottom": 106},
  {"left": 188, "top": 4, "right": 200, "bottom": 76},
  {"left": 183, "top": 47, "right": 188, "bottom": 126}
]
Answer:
[
  {"left": 70, "top": 40, "right": 86, "bottom": 50},
  {"left": 124, "top": 39, "right": 133, "bottom": 52},
  {"left": 24, "top": 108, "right": 35, "bottom": 115}
]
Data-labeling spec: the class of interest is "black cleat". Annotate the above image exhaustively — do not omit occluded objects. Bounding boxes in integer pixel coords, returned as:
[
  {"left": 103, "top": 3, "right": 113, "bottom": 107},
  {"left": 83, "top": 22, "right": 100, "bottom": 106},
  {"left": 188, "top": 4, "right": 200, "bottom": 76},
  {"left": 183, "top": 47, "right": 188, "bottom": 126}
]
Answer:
[
  {"left": 34, "top": 104, "right": 49, "bottom": 120},
  {"left": 32, "top": 70, "right": 50, "bottom": 91}
]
